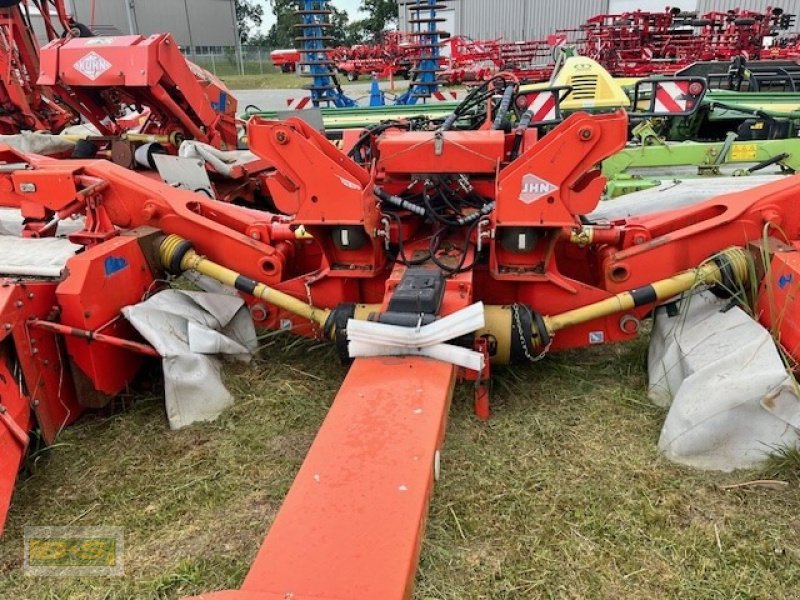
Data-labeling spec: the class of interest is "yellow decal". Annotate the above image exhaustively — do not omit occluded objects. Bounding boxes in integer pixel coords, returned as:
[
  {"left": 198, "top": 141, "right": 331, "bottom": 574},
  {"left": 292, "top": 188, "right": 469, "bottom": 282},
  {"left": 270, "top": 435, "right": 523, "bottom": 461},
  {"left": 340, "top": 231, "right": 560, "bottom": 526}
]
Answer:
[{"left": 730, "top": 144, "right": 758, "bottom": 161}]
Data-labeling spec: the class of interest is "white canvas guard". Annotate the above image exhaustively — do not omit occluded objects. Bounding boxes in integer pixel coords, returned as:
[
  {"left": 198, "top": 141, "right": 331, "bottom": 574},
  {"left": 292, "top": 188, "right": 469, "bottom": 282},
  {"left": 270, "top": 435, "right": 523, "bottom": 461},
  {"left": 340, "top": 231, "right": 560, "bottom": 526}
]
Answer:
[
  {"left": 123, "top": 290, "right": 258, "bottom": 430},
  {"left": 0, "top": 132, "right": 75, "bottom": 156},
  {"left": 178, "top": 140, "right": 259, "bottom": 178},
  {"left": 0, "top": 235, "right": 81, "bottom": 277},
  {"left": 648, "top": 291, "right": 800, "bottom": 471}
]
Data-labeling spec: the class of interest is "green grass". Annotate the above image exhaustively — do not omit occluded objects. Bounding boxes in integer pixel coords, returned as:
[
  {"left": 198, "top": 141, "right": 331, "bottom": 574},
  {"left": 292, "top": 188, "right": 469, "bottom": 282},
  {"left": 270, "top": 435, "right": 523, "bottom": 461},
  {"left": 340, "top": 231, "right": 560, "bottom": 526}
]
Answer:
[
  {"left": 2, "top": 335, "right": 800, "bottom": 599},
  {"left": 221, "top": 71, "right": 309, "bottom": 90},
  {"left": 216, "top": 69, "right": 399, "bottom": 91}
]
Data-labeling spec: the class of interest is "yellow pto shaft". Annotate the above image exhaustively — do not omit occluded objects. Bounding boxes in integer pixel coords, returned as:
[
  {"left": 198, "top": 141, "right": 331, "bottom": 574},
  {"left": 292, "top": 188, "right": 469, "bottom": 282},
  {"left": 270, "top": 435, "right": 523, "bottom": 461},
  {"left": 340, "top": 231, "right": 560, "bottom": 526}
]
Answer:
[
  {"left": 159, "top": 234, "right": 332, "bottom": 328},
  {"left": 542, "top": 247, "right": 749, "bottom": 340}
]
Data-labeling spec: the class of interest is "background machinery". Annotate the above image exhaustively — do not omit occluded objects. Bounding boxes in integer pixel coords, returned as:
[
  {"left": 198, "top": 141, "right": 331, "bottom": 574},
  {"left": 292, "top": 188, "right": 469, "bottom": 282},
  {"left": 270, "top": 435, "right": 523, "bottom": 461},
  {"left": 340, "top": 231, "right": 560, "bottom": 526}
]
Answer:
[
  {"left": 0, "top": 0, "right": 242, "bottom": 159},
  {"left": 0, "top": 0, "right": 76, "bottom": 134},
  {"left": 295, "top": 0, "right": 357, "bottom": 108}
]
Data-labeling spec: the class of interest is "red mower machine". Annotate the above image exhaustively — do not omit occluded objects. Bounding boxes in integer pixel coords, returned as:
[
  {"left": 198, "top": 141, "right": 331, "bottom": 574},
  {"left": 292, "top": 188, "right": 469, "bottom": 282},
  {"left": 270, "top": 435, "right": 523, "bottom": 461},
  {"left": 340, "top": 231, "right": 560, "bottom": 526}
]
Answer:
[{"left": 1, "top": 73, "right": 800, "bottom": 598}]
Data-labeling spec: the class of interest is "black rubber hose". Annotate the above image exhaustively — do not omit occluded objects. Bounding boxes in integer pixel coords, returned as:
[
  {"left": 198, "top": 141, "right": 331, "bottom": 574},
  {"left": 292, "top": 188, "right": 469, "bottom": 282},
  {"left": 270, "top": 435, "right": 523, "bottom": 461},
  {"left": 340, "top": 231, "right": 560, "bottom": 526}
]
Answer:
[
  {"left": 440, "top": 78, "right": 496, "bottom": 131},
  {"left": 374, "top": 187, "right": 427, "bottom": 217},
  {"left": 492, "top": 85, "right": 516, "bottom": 130},
  {"left": 510, "top": 107, "right": 536, "bottom": 160}
]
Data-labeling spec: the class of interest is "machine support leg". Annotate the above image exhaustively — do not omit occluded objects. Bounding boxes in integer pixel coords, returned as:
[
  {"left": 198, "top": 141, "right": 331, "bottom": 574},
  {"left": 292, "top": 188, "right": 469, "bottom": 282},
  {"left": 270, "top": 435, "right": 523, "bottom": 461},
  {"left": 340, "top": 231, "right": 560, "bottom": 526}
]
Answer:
[{"left": 185, "top": 357, "right": 456, "bottom": 600}]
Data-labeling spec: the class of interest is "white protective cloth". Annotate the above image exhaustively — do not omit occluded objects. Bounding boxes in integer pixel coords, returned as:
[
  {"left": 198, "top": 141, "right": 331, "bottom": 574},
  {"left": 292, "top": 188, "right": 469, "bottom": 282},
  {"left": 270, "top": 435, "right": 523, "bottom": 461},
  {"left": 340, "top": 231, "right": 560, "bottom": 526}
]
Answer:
[
  {"left": 123, "top": 290, "right": 258, "bottom": 430},
  {"left": 648, "top": 291, "right": 800, "bottom": 471},
  {"left": 178, "top": 140, "right": 259, "bottom": 178},
  {"left": 0, "top": 235, "right": 80, "bottom": 277},
  {"left": 347, "top": 302, "right": 486, "bottom": 371},
  {"left": 0, "top": 208, "right": 84, "bottom": 238},
  {"left": 0, "top": 132, "right": 75, "bottom": 156}
]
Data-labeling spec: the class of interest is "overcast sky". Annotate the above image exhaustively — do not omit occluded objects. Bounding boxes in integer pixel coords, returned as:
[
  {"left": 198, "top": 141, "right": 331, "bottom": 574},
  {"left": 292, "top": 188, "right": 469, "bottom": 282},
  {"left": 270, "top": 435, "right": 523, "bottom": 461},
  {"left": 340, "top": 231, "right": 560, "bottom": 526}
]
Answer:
[{"left": 259, "top": 0, "right": 367, "bottom": 31}]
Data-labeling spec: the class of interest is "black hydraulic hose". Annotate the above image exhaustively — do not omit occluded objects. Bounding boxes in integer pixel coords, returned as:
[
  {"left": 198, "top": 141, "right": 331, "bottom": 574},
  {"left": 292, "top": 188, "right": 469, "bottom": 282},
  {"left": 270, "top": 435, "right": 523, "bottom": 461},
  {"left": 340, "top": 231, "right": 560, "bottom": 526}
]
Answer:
[
  {"left": 423, "top": 189, "right": 495, "bottom": 227},
  {"left": 437, "top": 187, "right": 463, "bottom": 215},
  {"left": 385, "top": 212, "right": 431, "bottom": 266},
  {"left": 440, "top": 78, "right": 495, "bottom": 131},
  {"left": 374, "top": 187, "right": 426, "bottom": 217},
  {"left": 492, "top": 84, "right": 516, "bottom": 131},
  {"left": 510, "top": 107, "right": 536, "bottom": 160},
  {"left": 441, "top": 112, "right": 460, "bottom": 131},
  {"left": 378, "top": 183, "right": 494, "bottom": 227},
  {"left": 423, "top": 192, "right": 462, "bottom": 227},
  {"left": 428, "top": 216, "right": 485, "bottom": 275}
]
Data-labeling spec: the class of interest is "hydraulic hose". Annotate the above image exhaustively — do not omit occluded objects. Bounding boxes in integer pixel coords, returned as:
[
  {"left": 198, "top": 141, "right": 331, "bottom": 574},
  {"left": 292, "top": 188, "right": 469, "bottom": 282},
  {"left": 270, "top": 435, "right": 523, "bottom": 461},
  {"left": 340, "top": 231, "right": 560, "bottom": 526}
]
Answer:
[
  {"left": 510, "top": 107, "right": 535, "bottom": 160},
  {"left": 492, "top": 84, "right": 516, "bottom": 131},
  {"left": 374, "top": 187, "right": 427, "bottom": 217}
]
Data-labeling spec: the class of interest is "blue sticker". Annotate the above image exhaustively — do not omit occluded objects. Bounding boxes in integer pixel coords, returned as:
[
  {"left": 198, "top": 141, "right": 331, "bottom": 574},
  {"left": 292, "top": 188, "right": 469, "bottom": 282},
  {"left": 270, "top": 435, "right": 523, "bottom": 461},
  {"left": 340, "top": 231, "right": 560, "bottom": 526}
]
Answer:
[
  {"left": 104, "top": 256, "right": 128, "bottom": 276},
  {"left": 589, "top": 331, "right": 605, "bottom": 344},
  {"left": 212, "top": 92, "right": 228, "bottom": 113},
  {"left": 779, "top": 274, "right": 794, "bottom": 289}
]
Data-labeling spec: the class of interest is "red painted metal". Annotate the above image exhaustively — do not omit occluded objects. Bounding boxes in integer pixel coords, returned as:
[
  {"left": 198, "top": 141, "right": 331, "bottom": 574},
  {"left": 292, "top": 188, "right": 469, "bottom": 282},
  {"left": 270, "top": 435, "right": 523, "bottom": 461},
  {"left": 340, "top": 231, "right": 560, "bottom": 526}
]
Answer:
[
  {"left": 436, "top": 7, "right": 799, "bottom": 84},
  {"left": 29, "top": 320, "right": 160, "bottom": 357},
  {"left": 187, "top": 357, "right": 456, "bottom": 600},
  {"left": 0, "top": 1, "right": 75, "bottom": 134},
  {"left": 330, "top": 32, "right": 415, "bottom": 81},
  {"left": 0, "top": 278, "right": 84, "bottom": 534},
  {"left": 6, "top": 88, "right": 800, "bottom": 595},
  {"left": 0, "top": 357, "right": 31, "bottom": 537},
  {"left": 55, "top": 233, "right": 158, "bottom": 396},
  {"left": 38, "top": 32, "right": 239, "bottom": 150},
  {"left": 757, "top": 245, "right": 800, "bottom": 363}
]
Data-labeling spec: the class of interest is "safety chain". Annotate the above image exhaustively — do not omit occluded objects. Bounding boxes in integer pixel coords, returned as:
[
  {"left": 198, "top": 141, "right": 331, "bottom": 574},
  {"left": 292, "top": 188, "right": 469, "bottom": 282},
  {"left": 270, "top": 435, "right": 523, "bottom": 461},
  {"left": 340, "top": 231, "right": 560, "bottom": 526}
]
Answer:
[{"left": 512, "top": 304, "right": 552, "bottom": 363}]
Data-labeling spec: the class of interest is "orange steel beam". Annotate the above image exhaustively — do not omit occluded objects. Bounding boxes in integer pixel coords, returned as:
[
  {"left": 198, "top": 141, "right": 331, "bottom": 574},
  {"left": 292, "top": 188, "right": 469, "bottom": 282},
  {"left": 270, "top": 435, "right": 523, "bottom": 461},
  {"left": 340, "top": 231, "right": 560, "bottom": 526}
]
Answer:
[{"left": 187, "top": 356, "right": 456, "bottom": 600}]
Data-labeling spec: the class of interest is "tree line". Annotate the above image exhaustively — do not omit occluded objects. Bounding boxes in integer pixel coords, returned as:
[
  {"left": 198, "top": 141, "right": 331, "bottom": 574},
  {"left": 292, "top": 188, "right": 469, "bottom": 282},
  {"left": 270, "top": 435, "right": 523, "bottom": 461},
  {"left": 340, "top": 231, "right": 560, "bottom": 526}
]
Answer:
[{"left": 235, "top": 0, "right": 399, "bottom": 48}]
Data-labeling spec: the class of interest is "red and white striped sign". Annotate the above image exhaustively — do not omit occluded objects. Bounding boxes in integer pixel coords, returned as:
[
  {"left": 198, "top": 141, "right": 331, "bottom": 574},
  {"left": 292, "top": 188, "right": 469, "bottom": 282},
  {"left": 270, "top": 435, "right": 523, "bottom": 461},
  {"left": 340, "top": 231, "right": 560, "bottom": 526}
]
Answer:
[
  {"left": 526, "top": 90, "right": 559, "bottom": 123},
  {"left": 285, "top": 97, "right": 312, "bottom": 110},
  {"left": 653, "top": 81, "right": 690, "bottom": 113},
  {"left": 285, "top": 91, "right": 458, "bottom": 108},
  {"left": 432, "top": 91, "right": 459, "bottom": 102}
]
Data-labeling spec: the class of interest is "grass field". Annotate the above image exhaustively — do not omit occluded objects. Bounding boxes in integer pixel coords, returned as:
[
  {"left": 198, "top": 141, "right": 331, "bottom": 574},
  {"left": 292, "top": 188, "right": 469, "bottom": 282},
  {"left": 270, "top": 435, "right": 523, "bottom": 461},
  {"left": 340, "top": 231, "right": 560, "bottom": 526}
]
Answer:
[
  {"left": 221, "top": 72, "right": 318, "bottom": 90},
  {"left": 1, "top": 334, "right": 800, "bottom": 599},
  {"left": 218, "top": 71, "right": 383, "bottom": 90}
]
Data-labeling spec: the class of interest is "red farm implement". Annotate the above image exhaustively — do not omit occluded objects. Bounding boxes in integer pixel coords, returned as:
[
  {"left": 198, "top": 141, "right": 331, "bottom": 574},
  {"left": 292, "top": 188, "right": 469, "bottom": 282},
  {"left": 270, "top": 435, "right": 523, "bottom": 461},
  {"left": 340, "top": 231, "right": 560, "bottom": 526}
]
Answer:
[{"left": 1, "top": 74, "right": 800, "bottom": 599}]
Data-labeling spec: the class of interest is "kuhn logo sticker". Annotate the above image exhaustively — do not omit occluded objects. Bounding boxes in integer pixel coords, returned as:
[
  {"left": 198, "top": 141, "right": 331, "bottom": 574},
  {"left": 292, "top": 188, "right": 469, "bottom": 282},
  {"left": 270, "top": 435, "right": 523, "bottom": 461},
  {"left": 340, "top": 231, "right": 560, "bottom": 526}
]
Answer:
[
  {"left": 74, "top": 51, "right": 111, "bottom": 81},
  {"left": 519, "top": 174, "right": 557, "bottom": 205}
]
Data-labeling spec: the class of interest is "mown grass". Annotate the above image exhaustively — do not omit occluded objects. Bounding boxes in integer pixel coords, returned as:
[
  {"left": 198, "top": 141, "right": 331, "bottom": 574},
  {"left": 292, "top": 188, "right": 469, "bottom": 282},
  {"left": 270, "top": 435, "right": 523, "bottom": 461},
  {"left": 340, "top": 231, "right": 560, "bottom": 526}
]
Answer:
[{"left": 1, "top": 335, "right": 800, "bottom": 599}]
